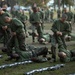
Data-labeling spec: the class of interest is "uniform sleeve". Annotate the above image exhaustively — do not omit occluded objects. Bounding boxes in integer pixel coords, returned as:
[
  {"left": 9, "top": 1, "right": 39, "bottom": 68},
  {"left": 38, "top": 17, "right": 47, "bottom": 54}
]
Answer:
[
  {"left": 29, "top": 14, "right": 34, "bottom": 24},
  {"left": 51, "top": 20, "right": 58, "bottom": 33},
  {"left": 14, "top": 20, "right": 24, "bottom": 33},
  {"left": 62, "top": 22, "right": 71, "bottom": 35}
]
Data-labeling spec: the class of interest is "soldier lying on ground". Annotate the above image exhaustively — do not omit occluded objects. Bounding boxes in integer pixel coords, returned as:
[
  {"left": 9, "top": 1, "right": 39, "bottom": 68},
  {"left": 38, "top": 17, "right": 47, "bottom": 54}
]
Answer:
[
  {"left": 65, "top": 33, "right": 75, "bottom": 41},
  {"left": 58, "top": 49, "right": 75, "bottom": 62},
  {"left": 6, "top": 45, "right": 49, "bottom": 62},
  {"left": 28, "top": 32, "right": 51, "bottom": 44}
]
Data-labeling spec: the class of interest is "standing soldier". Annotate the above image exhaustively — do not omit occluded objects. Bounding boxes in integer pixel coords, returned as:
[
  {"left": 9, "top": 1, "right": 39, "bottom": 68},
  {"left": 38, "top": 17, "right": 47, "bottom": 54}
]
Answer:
[
  {"left": 37, "top": 7, "right": 45, "bottom": 30},
  {"left": 50, "top": 9, "right": 54, "bottom": 22},
  {"left": 29, "top": 6, "right": 43, "bottom": 42},
  {"left": 50, "top": 14, "right": 71, "bottom": 62},
  {"left": 19, "top": 9, "right": 28, "bottom": 37},
  {"left": 57, "top": 9, "right": 61, "bottom": 18},
  {"left": 45, "top": 7, "right": 50, "bottom": 22},
  {"left": 62, "top": 8, "right": 73, "bottom": 35}
]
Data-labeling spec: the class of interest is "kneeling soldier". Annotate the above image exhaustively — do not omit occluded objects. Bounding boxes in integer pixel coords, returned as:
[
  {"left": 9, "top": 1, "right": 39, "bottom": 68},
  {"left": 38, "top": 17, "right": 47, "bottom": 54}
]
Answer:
[{"left": 4, "top": 16, "right": 26, "bottom": 60}]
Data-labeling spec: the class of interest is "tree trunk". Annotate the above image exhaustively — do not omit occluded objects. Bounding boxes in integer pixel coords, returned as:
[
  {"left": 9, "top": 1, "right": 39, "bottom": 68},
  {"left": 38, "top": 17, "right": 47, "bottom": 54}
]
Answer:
[
  {"left": 54, "top": 0, "right": 56, "bottom": 11},
  {"left": 69, "top": 4, "right": 71, "bottom": 11},
  {"left": 62, "top": 0, "right": 65, "bottom": 9}
]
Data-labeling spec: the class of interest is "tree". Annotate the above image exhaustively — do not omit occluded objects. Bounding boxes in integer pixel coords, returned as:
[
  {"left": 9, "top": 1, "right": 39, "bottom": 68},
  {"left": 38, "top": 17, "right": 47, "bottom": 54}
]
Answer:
[
  {"left": 18, "top": 0, "right": 50, "bottom": 7},
  {"left": 54, "top": 0, "right": 74, "bottom": 11}
]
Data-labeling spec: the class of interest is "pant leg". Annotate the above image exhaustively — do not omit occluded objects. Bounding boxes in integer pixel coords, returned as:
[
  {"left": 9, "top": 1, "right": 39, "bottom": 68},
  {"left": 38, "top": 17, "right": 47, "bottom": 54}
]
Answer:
[
  {"left": 31, "top": 25, "right": 36, "bottom": 42},
  {"left": 36, "top": 24, "right": 43, "bottom": 40},
  {"left": 56, "top": 36, "right": 66, "bottom": 52},
  {"left": 17, "top": 32, "right": 26, "bottom": 51},
  {"left": 34, "top": 47, "right": 48, "bottom": 57},
  {"left": 7, "top": 36, "right": 15, "bottom": 56},
  {"left": 51, "top": 35, "right": 57, "bottom": 61}
]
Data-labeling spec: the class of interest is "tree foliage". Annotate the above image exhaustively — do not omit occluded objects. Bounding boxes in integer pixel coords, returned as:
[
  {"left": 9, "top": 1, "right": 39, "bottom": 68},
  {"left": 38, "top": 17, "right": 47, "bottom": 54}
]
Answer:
[
  {"left": 55, "top": 0, "right": 74, "bottom": 6},
  {"left": 18, "top": 0, "right": 50, "bottom": 7}
]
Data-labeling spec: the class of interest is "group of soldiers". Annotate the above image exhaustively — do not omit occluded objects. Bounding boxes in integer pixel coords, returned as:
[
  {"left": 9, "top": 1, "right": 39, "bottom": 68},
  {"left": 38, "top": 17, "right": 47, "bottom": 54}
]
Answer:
[{"left": 0, "top": 4, "right": 75, "bottom": 63}]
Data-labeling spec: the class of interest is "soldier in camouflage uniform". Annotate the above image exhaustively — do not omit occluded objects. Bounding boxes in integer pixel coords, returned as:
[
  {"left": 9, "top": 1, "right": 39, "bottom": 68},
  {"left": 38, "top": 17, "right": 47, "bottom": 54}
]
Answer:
[
  {"left": 45, "top": 7, "right": 50, "bottom": 22},
  {"left": 57, "top": 9, "right": 61, "bottom": 18},
  {"left": 29, "top": 6, "right": 43, "bottom": 42},
  {"left": 10, "top": 45, "right": 48, "bottom": 62},
  {"left": 58, "top": 49, "right": 75, "bottom": 62},
  {"left": 50, "top": 14, "right": 71, "bottom": 62},
  {"left": 4, "top": 16, "right": 26, "bottom": 60},
  {"left": 19, "top": 9, "right": 28, "bottom": 37},
  {"left": 37, "top": 7, "right": 45, "bottom": 30},
  {"left": 50, "top": 9, "right": 54, "bottom": 22},
  {"left": 38, "top": 33, "right": 51, "bottom": 44},
  {"left": 62, "top": 8, "right": 73, "bottom": 35},
  {"left": 0, "top": 8, "right": 11, "bottom": 46}
]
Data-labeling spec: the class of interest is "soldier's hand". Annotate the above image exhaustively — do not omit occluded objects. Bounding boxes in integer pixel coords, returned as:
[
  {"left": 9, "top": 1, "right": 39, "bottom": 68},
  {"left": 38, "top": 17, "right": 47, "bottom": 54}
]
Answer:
[
  {"left": 2, "top": 26, "right": 7, "bottom": 30},
  {"left": 12, "top": 32, "right": 16, "bottom": 36},
  {"left": 56, "top": 31, "right": 60, "bottom": 35},
  {"left": 59, "top": 32, "right": 62, "bottom": 36},
  {"left": 56, "top": 31, "right": 62, "bottom": 36}
]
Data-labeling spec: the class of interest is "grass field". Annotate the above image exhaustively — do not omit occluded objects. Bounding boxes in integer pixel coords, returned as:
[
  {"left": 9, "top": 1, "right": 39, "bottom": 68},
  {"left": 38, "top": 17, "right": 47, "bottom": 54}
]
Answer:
[{"left": 0, "top": 18, "right": 75, "bottom": 75}]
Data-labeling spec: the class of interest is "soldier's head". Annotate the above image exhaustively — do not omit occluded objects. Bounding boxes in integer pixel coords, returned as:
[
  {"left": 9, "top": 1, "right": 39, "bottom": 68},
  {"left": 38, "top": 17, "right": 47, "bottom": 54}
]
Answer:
[
  {"left": 32, "top": 6, "right": 38, "bottom": 13},
  {"left": 39, "top": 38, "right": 45, "bottom": 43},
  {"left": 58, "top": 52, "right": 67, "bottom": 58},
  {"left": 63, "top": 8, "right": 67, "bottom": 13},
  {"left": 5, "top": 16, "right": 12, "bottom": 23},
  {"left": 2, "top": 4, "right": 8, "bottom": 10},
  {"left": 0, "top": 8, "right": 4, "bottom": 14},
  {"left": 61, "top": 14, "right": 67, "bottom": 22}
]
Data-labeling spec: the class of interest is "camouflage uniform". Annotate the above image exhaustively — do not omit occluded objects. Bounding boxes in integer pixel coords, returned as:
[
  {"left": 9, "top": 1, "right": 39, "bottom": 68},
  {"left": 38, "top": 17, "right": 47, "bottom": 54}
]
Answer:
[
  {"left": 57, "top": 9, "right": 61, "bottom": 18},
  {"left": 0, "top": 11, "right": 11, "bottom": 45},
  {"left": 51, "top": 19, "right": 70, "bottom": 61},
  {"left": 39, "top": 33, "right": 51, "bottom": 44},
  {"left": 50, "top": 9, "right": 54, "bottom": 21},
  {"left": 7, "top": 18, "right": 26, "bottom": 56},
  {"left": 19, "top": 12, "right": 28, "bottom": 33},
  {"left": 38, "top": 8, "right": 45, "bottom": 30},
  {"left": 29, "top": 10, "right": 43, "bottom": 42},
  {"left": 59, "top": 49, "right": 75, "bottom": 62},
  {"left": 13, "top": 46, "right": 48, "bottom": 62},
  {"left": 62, "top": 10, "right": 73, "bottom": 34},
  {"left": 45, "top": 9, "right": 50, "bottom": 22}
]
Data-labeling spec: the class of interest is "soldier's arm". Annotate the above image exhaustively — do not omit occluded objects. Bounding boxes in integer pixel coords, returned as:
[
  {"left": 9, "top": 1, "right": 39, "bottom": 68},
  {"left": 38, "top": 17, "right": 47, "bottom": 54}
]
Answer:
[
  {"left": 62, "top": 22, "right": 71, "bottom": 35},
  {"left": 14, "top": 20, "right": 24, "bottom": 33},
  {"left": 51, "top": 21, "right": 58, "bottom": 33}
]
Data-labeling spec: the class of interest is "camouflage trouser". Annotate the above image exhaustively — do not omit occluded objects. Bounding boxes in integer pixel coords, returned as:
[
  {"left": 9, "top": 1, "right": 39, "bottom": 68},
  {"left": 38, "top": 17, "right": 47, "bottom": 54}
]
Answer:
[
  {"left": 0, "top": 28, "right": 10, "bottom": 46},
  {"left": 17, "top": 33, "right": 26, "bottom": 51},
  {"left": 51, "top": 34, "right": 67, "bottom": 61},
  {"left": 35, "top": 24, "right": 43, "bottom": 40},
  {"left": 31, "top": 24, "right": 43, "bottom": 42},
  {"left": 7, "top": 32, "right": 26, "bottom": 56}
]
